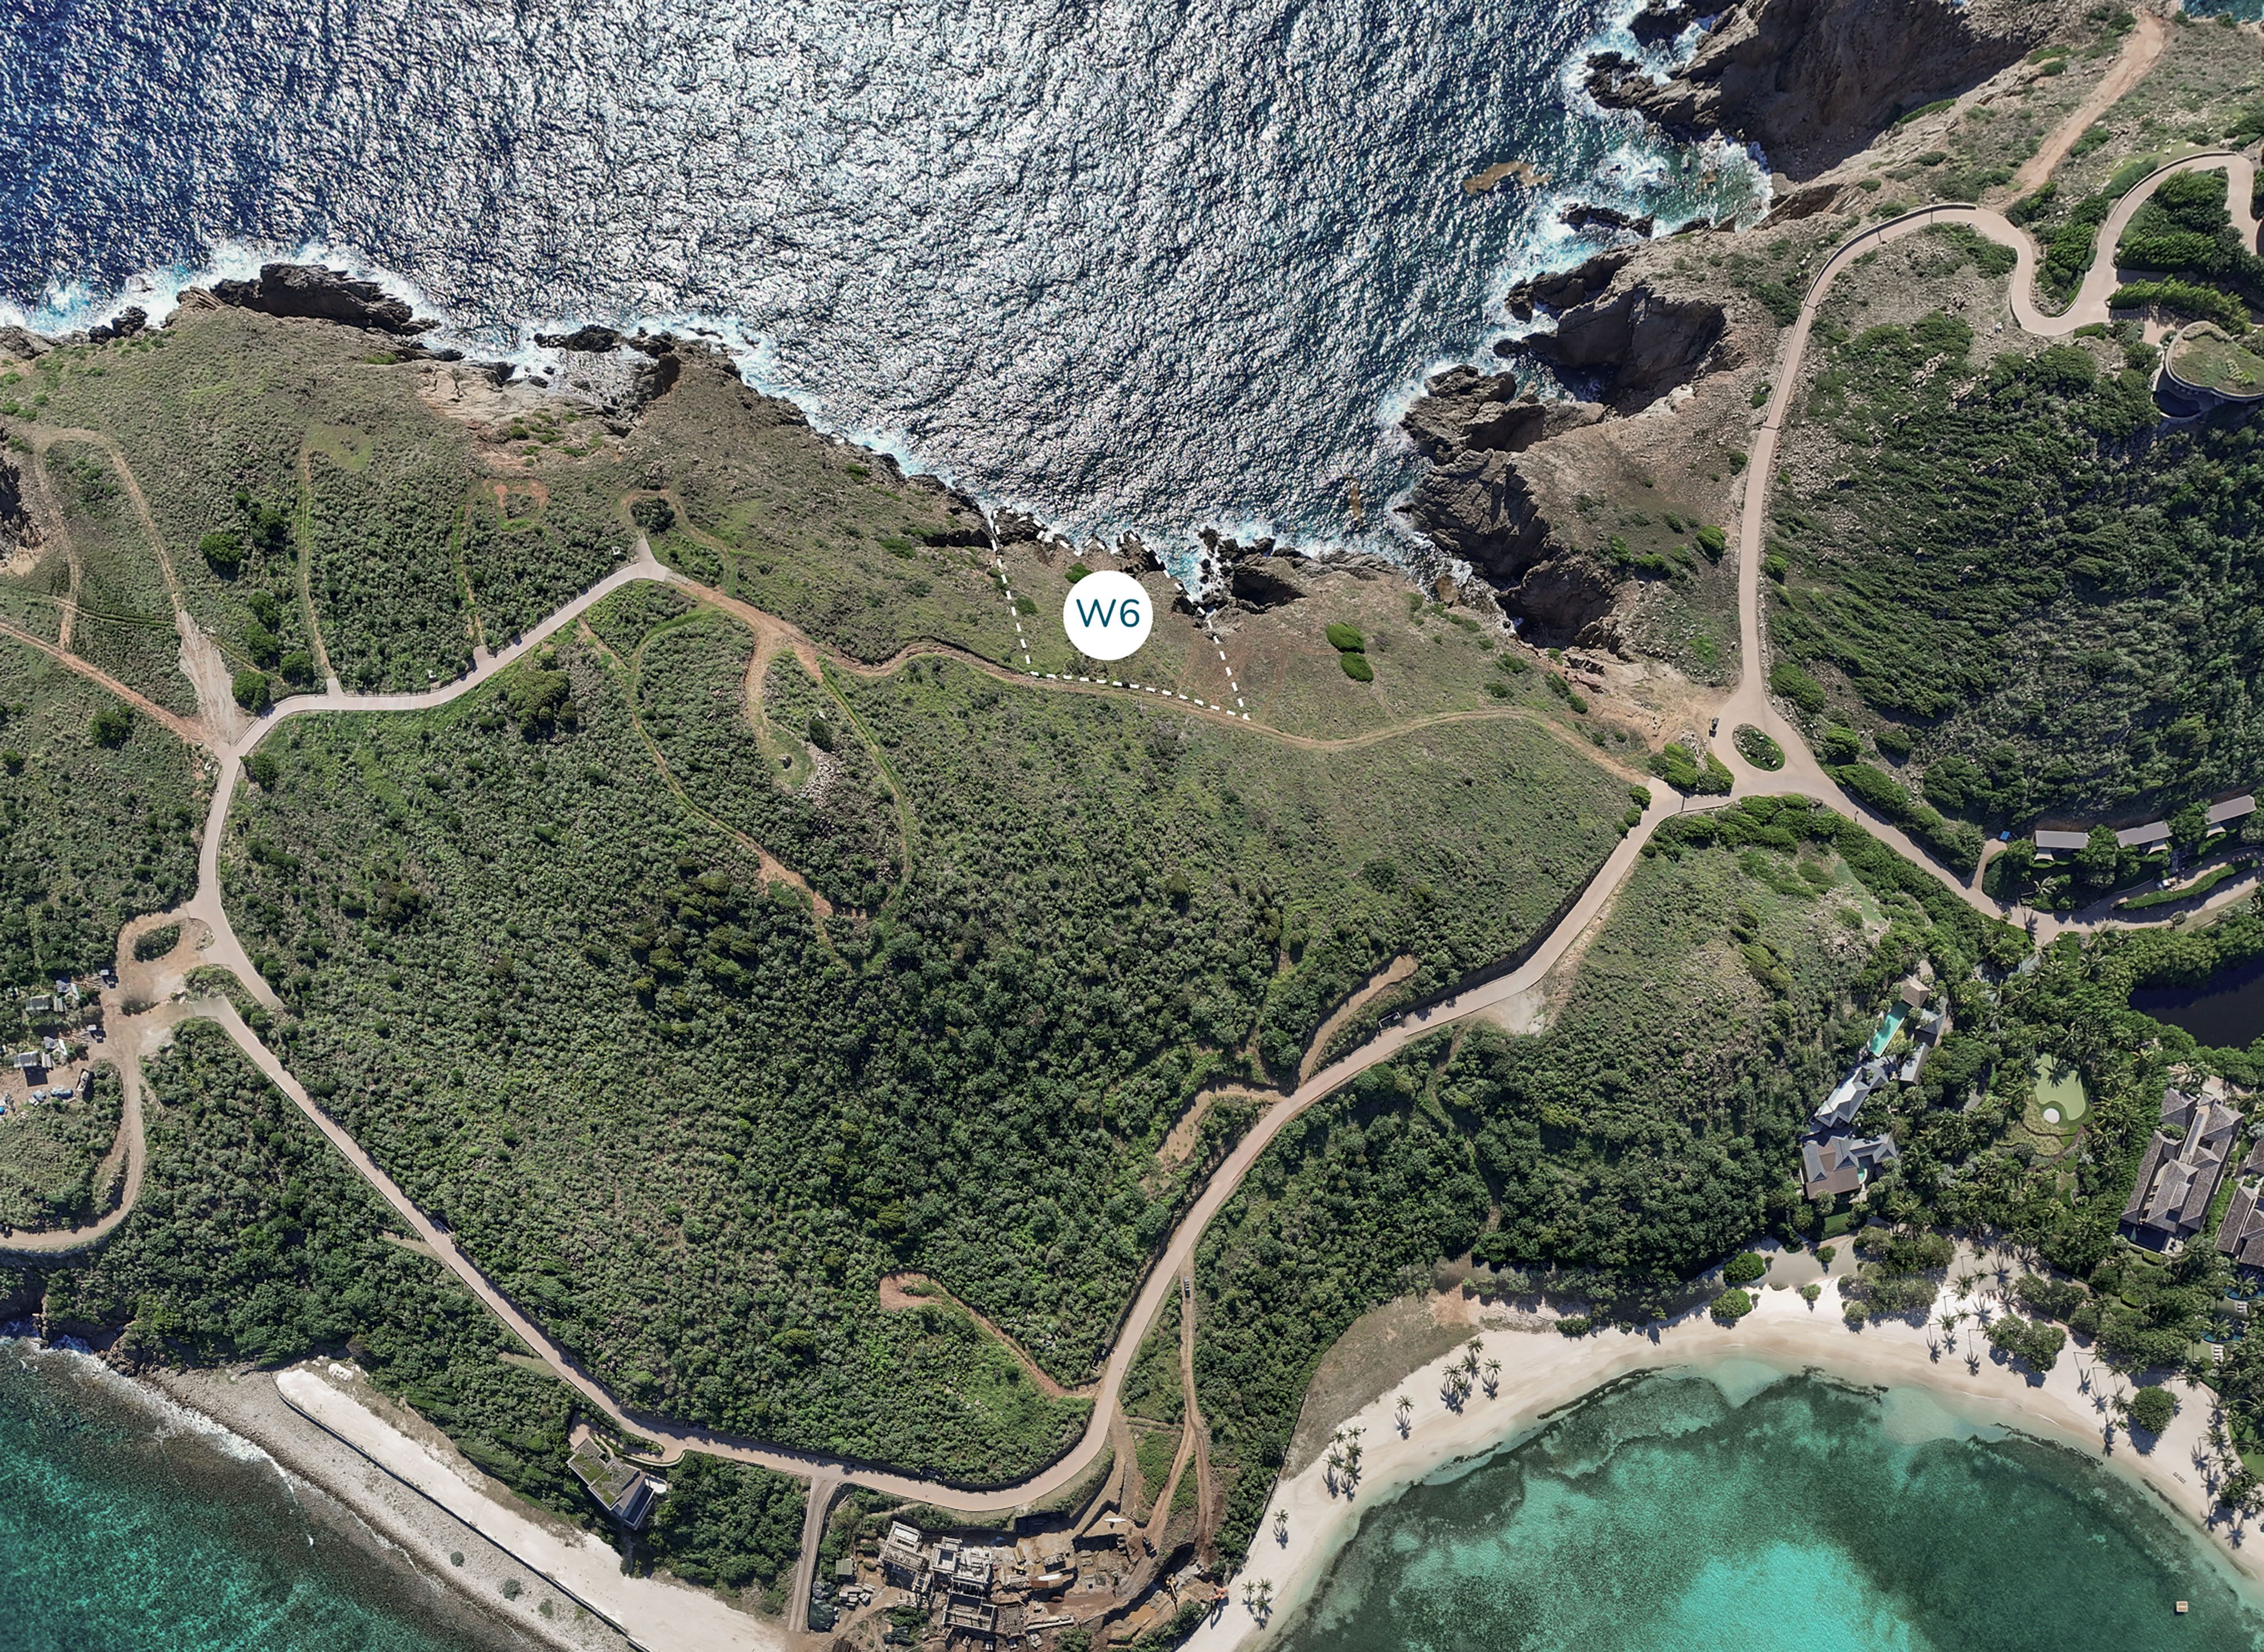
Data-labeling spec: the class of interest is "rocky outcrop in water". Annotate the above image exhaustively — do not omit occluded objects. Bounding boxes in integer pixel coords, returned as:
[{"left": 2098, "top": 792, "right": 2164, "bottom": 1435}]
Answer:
[
  {"left": 1503, "top": 253, "right": 1629, "bottom": 323},
  {"left": 86, "top": 307, "right": 146, "bottom": 343},
  {"left": 1586, "top": 0, "right": 2056, "bottom": 179},
  {"left": 1627, "top": 1, "right": 1703, "bottom": 43},
  {"left": 210, "top": 263, "right": 432, "bottom": 333},
  {"left": 1510, "top": 282, "right": 1728, "bottom": 414},
  {"left": 1559, "top": 204, "right": 1656, "bottom": 239}
]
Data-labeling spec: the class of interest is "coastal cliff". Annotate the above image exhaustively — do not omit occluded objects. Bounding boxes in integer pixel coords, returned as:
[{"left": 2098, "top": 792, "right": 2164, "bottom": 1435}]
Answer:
[{"left": 1585, "top": 0, "right": 2060, "bottom": 180}]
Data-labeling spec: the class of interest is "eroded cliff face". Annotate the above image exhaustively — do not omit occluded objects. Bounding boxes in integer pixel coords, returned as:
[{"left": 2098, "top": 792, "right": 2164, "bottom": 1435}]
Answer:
[
  {"left": 1397, "top": 367, "right": 1620, "bottom": 643},
  {"left": 1587, "top": 0, "right": 2060, "bottom": 180},
  {"left": 1397, "top": 243, "right": 1758, "bottom": 645}
]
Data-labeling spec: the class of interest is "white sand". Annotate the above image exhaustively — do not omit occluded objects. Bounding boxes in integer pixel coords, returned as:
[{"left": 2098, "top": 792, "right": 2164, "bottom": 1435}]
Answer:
[
  {"left": 272, "top": 1364, "right": 785, "bottom": 1652},
  {"left": 1188, "top": 1256, "right": 2259, "bottom": 1650}
]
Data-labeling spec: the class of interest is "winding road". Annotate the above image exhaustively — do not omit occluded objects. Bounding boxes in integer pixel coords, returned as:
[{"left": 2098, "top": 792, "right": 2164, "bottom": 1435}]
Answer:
[{"left": 6, "top": 141, "right": 2263, "bottom": 1626}]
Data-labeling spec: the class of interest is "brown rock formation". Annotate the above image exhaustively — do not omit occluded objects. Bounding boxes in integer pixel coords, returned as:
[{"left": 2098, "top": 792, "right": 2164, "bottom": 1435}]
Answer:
[
  {"left": 210, "top": 263, "right": 433, "bottom": 334},
  {"left": 1395, "top": 368, "right": 1616, "bottom": 643},
  {"left": 1586, "top": 0, "right": 2059, "bottom": 180}
]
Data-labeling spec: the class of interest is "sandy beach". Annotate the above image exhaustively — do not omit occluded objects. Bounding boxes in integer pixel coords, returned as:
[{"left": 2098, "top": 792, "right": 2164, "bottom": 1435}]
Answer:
[
  {"left": 144, "top": 1358, "right": 785, "bottom": 1652},
  {"left": 1186, "top": 1250, "right": 2262, "bottom": 1652}
]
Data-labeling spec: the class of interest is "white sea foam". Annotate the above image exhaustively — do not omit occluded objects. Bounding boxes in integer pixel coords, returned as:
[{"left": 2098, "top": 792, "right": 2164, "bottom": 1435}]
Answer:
[{"left": 0, "top": 0, "right": 1768, "bottom": 579}]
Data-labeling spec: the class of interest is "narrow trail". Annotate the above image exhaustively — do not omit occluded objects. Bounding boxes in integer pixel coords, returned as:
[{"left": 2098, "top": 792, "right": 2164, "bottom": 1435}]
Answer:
[
  {"left": 6, "top": 152, "right": 2257, "bottom": 1566},
  {"left": 1178, "top": 1270, "right": 1215, "bottom": 1565},
  {"left": 0, "top": 608, "right": 211, "bottom": 746},
  {"left": 876, "top": 1274, "right": 1095, "bottom": 1399},
  {"left": 294, "top": 442, "right": 342, "bottom": 692},
  {"left": 2010, "top": 12, "right": 2169, "bottom": 196}
]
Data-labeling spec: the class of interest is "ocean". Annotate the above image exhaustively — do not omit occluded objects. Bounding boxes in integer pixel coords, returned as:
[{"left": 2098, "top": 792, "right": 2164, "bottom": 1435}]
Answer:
[
  {"left": 1283, "top": 1367, "right": 2264, "bottom": 1652},
  {"left": 0, "top": 0, "right": 1765, "bottom": 563},
  {"left": 0, "top": 1342, "right": 514, "bottom": 1652}
]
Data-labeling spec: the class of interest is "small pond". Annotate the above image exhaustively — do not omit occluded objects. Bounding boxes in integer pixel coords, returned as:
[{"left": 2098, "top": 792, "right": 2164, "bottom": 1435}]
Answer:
[{"left": 2129, "top": 955, "right": 2264, "bottom": 1048}]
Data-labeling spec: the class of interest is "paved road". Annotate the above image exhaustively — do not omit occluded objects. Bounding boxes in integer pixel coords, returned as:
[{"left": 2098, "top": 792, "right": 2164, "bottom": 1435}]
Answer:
[
  {"left": 10, "top": 159, "right": 2262, "bottom": 1550},
  {"left": 1710, "top": 149, "right": 2264, "bottom": 944}
]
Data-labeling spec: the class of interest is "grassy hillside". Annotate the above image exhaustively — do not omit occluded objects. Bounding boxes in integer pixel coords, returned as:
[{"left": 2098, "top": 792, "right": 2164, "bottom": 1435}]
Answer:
[
  {"left": 0, "top": 1064, "right": 121, "bottom": 1229},
  {"left": 0, "top": 633, "right": 202, "bottom": 985},
  {"left": 1, "top": 312, "right": 638, "bottom": 701},
  {"left": 210, "top": 585, "right": 1625, "bottom": 1481},
  {"left": 1193, "top": 805, "right": 1887, "bottom": 1561},
  {"left": 1769, "top": 310, "right": 2264, "bottom": 826}
]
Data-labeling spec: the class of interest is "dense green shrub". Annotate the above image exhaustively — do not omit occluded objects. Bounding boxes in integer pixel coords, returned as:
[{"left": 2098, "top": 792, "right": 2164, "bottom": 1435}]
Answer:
[
  {"left": 1196, "top": 834, "right": 1876, "bottom": 1559},
  {"left": 1709, "top": 1288, "right": 1754, "bottom": 1323},
  {"left": 1984, "top": 1313, "right": 2067, "bottom": 1373},
  {"left": 1340, "top": 652, "right": 1374, "bottom": 682},
  {"left": 1324, "top": 623, "right": 1365, "bottom": 653},
  {"left": 1722, "top": 1251, "right": 1767, "bottom": 1285},
  {"left": 1655, "top": 743, "right": 1732, "bottom": 795},
  {"left": 221, "top": 592, "right": 1626, "bottom": 1481},
  {"left": 2108, "top": 279, "right": 2250, "bottom": 333},
  {"left": 2125, "top": 1383, "right": 2177, "bottom": 1434},
  {"left": 40, "top": 1022, "right": 612, "bottom": 1526},
  {"left": 1768, "top": 661, "right": 1827, "bottom": 716},
  {"left": 1770, "top": 310, "right": 2264, "bottom": 820}
]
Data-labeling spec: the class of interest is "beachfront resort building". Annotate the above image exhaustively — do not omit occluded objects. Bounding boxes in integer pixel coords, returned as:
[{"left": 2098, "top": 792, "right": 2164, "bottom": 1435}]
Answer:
[
  {"left": 2122, "top": 1086, "right": 2242, "bottom": 1252},
  {"left": 2217, "top": 1138, "right": 2264, "bottom": 1270}
]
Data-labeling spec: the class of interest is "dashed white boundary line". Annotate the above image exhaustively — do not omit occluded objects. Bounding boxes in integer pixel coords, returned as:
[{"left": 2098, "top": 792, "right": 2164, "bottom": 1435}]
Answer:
[{"left": 986, "top": 540, "right": 1251, "bottom": 721}]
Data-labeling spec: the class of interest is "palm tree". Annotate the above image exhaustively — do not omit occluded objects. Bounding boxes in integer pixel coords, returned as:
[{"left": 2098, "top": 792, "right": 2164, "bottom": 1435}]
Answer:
[
  {"left": 1394, "top": 1393, "right": 1412, "bottom": 1433},
  {"left": 1955, "top": 1272, "right": 1976, "bottom": 1299},
  {"left": 1936, "top": 1308, "right": 1961, "bottom": 1347},
  {"left": 1274, "top": 1508, "right": 1288, "bottom": 1545},
  {"left": 1483, "top": 1358, "right": 1502, "bottom": 1395}
]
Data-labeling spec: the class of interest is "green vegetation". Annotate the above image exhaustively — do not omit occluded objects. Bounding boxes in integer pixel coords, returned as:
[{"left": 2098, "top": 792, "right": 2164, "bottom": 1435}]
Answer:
[
  {"left": 215, "top": 586, "right": 1626, "bottom": 1481},
  {"left": 1709, "top": 1288, "right": 1754, "bottom": 1323},
  {"left": 1196, "top": 809, "right": 1887, "bottom": 1559},
  {"left": 2166, "top": 323, "right": 2264, "bottom": 394},
  {"left": 1121, "top": 1289, "right": 1183, "bottom": 1426},
  {"left": 1653, "top": 742, "right": 1732, "bottom": 795},
  {"left": 633, "top": 620, "right": 900, "bottom": 910},
  {"left": 1773, "top": 307, "right": 2264, "bottom": 824},
  {"left": 2110, "top": 278, "right": 2251, "bottom": 333},
  {"left": 1984, "top": 1313, "right": 2067, "bottom": 1373},
  {"left": 642, "top": 1452, "right": 803, "bottom": 1612},
  {"left": 34, "top": 1021, "right": 630, "bottom": 1525},
  {"left": 2030, "top": 1054, "right": 2089, "bottom": 1122},
  {"left": 0, "top": 1065, "right": 121, "bottom": 1228},
  {"left": 2118, "top": 860, "right": 2250, "bottom": 910},
  {"left": 131, "top": 922, "right": 181, "bottom": 961},
  {"left": 1840, "top": 1227, "right": 1953, "bottom": 1320},
  {"left": 1733, "top": 726, "right": 1784, "bottom": 771},
  {"left": 1323, "top": 624, "right": 1365, "bottom": 653},
  {"left": 1721, "top": 1251, "right": 1767, "bottom": 1285},
  {"left": 2124, "top": 1383, "right": 2178, "bottom": 1434},
  {"left": 0, "top": 638, "right": 201, "bottom": 985},
  {"left": 1339, "top": 652, "right": 1373, "bottom": 682},
  {"left": 2117, "top": 170, "right": 2264, "bottom": 310}
]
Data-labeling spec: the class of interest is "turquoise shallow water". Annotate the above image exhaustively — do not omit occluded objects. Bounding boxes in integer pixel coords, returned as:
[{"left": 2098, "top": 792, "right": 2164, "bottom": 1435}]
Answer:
[
  {"left": 1287, "top": 1369, "right": 2264, "bottom": 1652},
  {"left": 0, "top": 1343, "right": 513, "bottom": 1652}
]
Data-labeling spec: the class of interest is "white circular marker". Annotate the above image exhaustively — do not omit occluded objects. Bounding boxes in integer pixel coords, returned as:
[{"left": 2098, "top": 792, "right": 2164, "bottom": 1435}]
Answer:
[
  {"left": 2043, "top": 1108, "right": 2061, "bottom": 1125},
  {"left": 1062, "top": 570, "right": 1153, "bottom": 662}
]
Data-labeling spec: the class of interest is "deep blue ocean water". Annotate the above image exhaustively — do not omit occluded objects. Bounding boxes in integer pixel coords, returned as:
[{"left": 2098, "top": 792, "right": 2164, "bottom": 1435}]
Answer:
[
  {"left": 0, "top": 1343, "right": 511, "bottom": 1652},
  {"left": 0, "top": 0, "right": 1764, "bottom": 558},
  {"left": 1285, "top": 1368, "right": 2264, "bottom": 1652}
]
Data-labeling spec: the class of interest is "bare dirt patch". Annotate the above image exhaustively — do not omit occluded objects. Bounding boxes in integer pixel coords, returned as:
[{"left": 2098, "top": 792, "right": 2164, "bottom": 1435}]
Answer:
[{"left": 1281, "top": 1293, "right": 1475, "bottom": 1476}]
